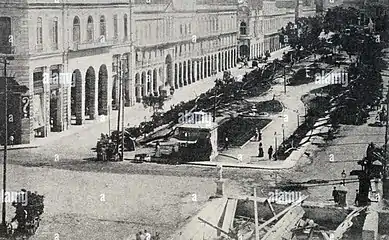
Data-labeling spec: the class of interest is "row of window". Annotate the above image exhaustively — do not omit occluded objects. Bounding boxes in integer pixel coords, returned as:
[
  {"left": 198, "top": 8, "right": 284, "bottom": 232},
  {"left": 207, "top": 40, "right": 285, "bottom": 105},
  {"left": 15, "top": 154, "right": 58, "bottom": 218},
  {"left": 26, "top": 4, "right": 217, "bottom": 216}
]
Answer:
[{"left": 35, "top": 14, "right": 129, "bottom": 51}]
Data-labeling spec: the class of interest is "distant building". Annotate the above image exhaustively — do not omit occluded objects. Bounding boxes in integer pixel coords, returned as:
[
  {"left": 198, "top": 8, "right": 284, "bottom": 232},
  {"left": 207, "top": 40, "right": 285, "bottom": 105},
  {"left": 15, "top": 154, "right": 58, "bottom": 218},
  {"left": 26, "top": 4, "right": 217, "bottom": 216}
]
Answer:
[{"left": 237, "top": 0, "right": 316, "bottom": 60}]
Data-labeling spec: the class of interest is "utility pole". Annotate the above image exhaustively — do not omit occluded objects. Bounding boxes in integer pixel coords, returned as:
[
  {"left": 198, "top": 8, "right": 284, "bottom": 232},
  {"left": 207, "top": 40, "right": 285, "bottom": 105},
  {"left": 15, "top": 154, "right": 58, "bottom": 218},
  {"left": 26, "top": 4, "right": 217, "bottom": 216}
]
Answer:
[
  {"left": 121, "top": 56, "right": 126, "bottom": 161},
  {"left": 2, "top": 58, "right": 8, "bottom": 229},
  {"left": 384, "top": 90, "right": 389, "bottom": 179},
  {"left": 253, "top": 187, "right": 260, "bottom": 240},
  {"left": 116, "top": 57, "right": 122, "bottom": 159},
  {"left": 283, "top": 65, "right": 287, "bottom": 94}
]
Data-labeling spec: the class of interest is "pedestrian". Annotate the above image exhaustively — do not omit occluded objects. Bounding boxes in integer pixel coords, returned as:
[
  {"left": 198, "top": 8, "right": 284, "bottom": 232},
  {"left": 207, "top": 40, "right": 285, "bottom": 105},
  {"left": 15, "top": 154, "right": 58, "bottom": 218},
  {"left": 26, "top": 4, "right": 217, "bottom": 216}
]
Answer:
[
  {"left": 139, "top": 231, "right": 145, "bottom": 240},
  {"left": 355, "top": 190, "right": 360, "bottom": 206},
  {"left": 136, "top": 232, "right": 141, "bottom": 240},
  {"left": 332, "top": 187, "right": 339, "bottom": 204},
  {"left": 258, "top": 130, "right": 262, "bottom": 142},
  {"left": 258, "top": 142, "right": 264, "bottom": 158},
  {"left": 255, "top": 128, "right": 259, "bottom": 141},
  {"left": 155, "top": 141, "right": 161, "bottom": 157},
  {"left": 268, "top": 146, "right": 273, "bottom": 160},
  {"left": 144, "top": 230, "right": 151, "bottom": 240},
  {"left": 224, "top": 137, "right": 229, "bottom": 150}
]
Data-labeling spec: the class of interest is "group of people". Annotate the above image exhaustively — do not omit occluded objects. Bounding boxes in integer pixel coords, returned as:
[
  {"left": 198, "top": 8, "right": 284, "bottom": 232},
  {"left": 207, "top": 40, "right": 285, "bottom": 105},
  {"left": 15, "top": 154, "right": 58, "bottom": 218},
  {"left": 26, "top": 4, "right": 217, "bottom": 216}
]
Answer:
[
  {"left": 135, "top": 230, "right": 159, "bottom": 240},
  {"left": 332, "top": 187, "right": 361, "bottom": 206},
  {"left": 255, "top": 128, "right": 275, "bottom": 160}
]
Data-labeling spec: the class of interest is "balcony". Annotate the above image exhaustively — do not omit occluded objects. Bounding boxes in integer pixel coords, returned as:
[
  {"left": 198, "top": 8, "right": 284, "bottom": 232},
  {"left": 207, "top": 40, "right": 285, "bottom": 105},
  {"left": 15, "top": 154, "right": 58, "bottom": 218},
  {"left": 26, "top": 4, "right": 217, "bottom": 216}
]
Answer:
[{"left": 69, "top": 38, "right": 114, "bottom": 52}]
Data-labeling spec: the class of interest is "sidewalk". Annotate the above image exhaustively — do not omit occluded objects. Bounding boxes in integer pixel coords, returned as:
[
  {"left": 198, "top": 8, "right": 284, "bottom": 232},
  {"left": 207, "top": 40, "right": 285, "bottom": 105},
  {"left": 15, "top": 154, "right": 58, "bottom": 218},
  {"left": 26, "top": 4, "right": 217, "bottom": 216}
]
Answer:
[
  {"left": 188, "top": 66, "right": 347, "bottom": 170},
  {"left": 3, "top": 47, "right": 290, "bottom": 151}
]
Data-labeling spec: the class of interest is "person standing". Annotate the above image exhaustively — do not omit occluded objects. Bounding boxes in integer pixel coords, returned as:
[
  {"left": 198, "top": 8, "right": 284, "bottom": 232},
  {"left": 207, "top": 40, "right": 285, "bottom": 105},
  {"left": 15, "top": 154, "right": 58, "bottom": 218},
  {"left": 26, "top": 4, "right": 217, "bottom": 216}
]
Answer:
[
  {"left": 354, "top": 190, "right": 360, "bottom": 206},
  {"left": 332, "top": 187, "right": 339, "bottom": 204},
  {"left": 258, "top": 129, "right": 262, "bottom": 142},
  {"left": 224, "top": 137, "right": 229, "bottom": 150},
  {"left": 258, "top": 142, "right": 264, "bottom": 158},
  {"left": 139, "top": 231, "right": 145, "bottom": 240},
  {"left": 268, "top": 146, "right": 273, "bottom": 160}
]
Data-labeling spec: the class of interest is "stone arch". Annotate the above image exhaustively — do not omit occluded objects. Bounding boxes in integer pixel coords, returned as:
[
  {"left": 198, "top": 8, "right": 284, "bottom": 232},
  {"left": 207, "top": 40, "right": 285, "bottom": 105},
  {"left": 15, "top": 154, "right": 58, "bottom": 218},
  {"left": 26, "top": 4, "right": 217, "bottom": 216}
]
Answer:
[
  {"left": 179, "top": 62, "right": 183, "bottom": 87},
  {"left": 174, "top": 63, "right": 178, "bottom": 89},
  {"left": 135, "top": 72, "right": 141, "bottom": 102},
  {"left": 98, "top": 65, "right": 108, "bottom": 115},
  {"left": 165, "top": 54, "right": 173, "bottom": 87},
  {"left": 147, "top": 69, "right": 152, "bottom": 95},
  {"left": 204, "top": 57, "right": 208, "bottom": 78},
  {"left": 141, "top": 71, "right": 147, "bottom": 97},
  {"left": 218, "top": 52, "right": 221, "bottom": 72},
  {"left": 207, "top": 55, "right": 211, "bottom": 76},
  {"left": 183, "top": 61, "right": 187, "bottom": 85},
  {"left": 85, "top": 67, "right": 96, "bottom": 120},
  {"left": 240, "top": 45, "right": 249, "bottom": 59},
  {"left": 71, "top": 69, "right": 83, "bottom": 125},
  {"left": 153, "top": 68, "right": 158, "bottom": 95},
  {"left": 224, "top": 51, "right": 228, "bottom": 69}
]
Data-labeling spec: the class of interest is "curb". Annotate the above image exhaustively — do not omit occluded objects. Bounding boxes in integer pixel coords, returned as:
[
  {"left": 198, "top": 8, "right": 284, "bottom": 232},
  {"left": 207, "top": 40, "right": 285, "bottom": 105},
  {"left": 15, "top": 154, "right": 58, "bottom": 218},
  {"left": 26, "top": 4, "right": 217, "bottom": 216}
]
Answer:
[
  {"left": 0, "top": 145, "right": 40, "bottom": 151},
  {"left": 185, "top": 161, "right": 296, "bottom": 170}
]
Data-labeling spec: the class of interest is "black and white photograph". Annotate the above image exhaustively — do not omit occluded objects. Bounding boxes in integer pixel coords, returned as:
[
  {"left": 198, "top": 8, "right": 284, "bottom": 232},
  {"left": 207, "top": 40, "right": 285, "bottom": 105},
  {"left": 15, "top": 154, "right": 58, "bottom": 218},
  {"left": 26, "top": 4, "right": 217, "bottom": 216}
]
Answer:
[{"left": 1, "top": 0, "right": 389, "bottom": 239}]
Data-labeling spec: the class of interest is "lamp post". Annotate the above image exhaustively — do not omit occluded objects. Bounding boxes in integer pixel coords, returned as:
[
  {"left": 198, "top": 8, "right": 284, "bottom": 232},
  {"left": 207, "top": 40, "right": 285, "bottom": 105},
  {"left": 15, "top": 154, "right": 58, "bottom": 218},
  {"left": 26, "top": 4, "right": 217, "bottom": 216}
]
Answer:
[
  {"left": 115, "top": 55, "right": 126, "bottom": 161},
  {"left": 274, "top": 131, "right": 277, "bottom": 160},
  {"left": 0, "top": 55, "right": 14, "bottom": 231},
  {"left": 341, "top": 169, "right": 346, "bottom": 186}
]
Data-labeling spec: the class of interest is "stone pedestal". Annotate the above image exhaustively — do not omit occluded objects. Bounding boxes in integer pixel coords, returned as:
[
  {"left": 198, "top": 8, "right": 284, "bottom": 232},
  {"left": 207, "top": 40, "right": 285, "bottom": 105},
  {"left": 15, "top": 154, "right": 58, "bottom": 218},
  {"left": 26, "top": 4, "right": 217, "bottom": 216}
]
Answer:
[{"left": 215, "top": 179, "right": 226, "bottom": 197}]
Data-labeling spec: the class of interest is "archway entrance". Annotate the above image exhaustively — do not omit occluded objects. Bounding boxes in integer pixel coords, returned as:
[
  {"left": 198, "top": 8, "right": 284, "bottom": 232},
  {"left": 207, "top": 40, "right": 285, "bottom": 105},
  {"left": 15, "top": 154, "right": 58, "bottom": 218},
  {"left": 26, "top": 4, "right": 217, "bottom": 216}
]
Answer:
[
  {"left": 98, "top": 65, "right": 108, "bottom": 115},
  {"left": 71, "top": 69, "right": 83, "bottom": 125},
  {"left": 240, "top": 45, "right": 249, "bottom": 59},
  {"left": 165, "top": 54, "right": 173, "bottom": 87},
  {"left": 85, "top": 67, "right": 96, "bottom": 120}
]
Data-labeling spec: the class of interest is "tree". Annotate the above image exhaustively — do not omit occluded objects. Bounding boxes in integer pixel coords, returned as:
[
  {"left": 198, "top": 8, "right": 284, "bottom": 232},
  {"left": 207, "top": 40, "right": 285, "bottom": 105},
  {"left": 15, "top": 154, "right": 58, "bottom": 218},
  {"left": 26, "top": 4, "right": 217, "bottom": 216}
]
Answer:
[{"left": 142, "top": 94, "right": 166, "bottom": 113}]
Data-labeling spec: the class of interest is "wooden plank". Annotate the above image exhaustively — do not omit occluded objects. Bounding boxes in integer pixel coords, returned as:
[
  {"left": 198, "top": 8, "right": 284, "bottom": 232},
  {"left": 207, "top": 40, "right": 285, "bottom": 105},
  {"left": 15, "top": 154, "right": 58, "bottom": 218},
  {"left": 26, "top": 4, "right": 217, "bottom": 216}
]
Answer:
[
  {"left": 320, "top": 231, "right": 330, "bottom": 240},
  {"left": 167, "top": 197, "right": 228, "bottom": 240},
  {"left": 256, "top": 195, "right": 308, "bottom": 233},
  {"left": 254, "top": 188, "right": 260, "bottom": 240},
  {"left": 333, "top": 206, "right": 367, "bottom": 240},
  {"left": 222, "top": 199, "right": 238, "bottom": 233},
  {"left": 198, "top": 217, "right": 232, "bottom": 238},
  {"left": 261, "top": 206, "right": 305, "bottom": 240},
  {"left": 265, "top": 199, "right": 277, "bottom": 217}
]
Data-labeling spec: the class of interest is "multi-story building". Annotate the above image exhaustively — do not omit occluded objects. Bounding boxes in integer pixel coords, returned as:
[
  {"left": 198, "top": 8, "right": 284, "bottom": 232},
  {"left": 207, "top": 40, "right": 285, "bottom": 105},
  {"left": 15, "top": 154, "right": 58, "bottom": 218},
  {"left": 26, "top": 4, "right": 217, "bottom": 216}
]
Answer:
[
  {"left": 132, "top": 0, "right": 238, "bottom": 103},
  {"left": 238, "top": 0, "right": 317, "bottom": 60},
  {"left": 0, "top": 0, "right": 239, "bottom": 144}
]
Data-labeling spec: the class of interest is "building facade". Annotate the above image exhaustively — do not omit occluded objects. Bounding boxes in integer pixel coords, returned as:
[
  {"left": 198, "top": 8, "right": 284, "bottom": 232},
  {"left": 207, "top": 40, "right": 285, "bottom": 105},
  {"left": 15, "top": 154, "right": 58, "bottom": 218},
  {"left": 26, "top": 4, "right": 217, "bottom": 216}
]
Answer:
[
  {"left": 132, "top": 0, "right": 238, "bottom": 103},
  {"left": 238, "top": 0, "right": 317, "bottom": 60},
  {"left": 0, "top": 0, "right": 239, "bottom": 144}
]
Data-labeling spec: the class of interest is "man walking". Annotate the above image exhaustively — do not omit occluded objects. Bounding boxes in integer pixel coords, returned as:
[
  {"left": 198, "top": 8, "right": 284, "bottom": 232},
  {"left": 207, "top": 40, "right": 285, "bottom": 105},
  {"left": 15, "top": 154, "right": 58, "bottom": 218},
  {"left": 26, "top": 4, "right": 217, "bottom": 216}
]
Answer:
[{"left": 268, "top": 146, "right": 273, "bottom": 160}]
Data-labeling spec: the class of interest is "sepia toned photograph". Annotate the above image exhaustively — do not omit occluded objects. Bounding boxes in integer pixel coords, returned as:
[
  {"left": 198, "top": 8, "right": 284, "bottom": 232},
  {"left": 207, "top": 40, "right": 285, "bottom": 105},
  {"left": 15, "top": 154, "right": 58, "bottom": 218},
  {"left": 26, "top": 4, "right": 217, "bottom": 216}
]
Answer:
[{"left": 1, "top": 0, "right": 389, "bottom": 239}]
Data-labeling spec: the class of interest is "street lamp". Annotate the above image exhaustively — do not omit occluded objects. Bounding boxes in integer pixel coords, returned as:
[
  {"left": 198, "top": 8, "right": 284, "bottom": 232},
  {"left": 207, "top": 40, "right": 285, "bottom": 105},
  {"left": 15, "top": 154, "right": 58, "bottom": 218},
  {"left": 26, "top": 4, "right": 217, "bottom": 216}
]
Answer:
[
  {"left": 0, "top": 55, "right": 14, "bottom": 231},
  {"left": 115, "top": 55, "right": 126, "bottom": 161},
  {"left": 341, "top": 169, "right": 346, "bottom": 186},
  {"left": 274, "top": 131, "right": 277, "bottom": 160}
]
